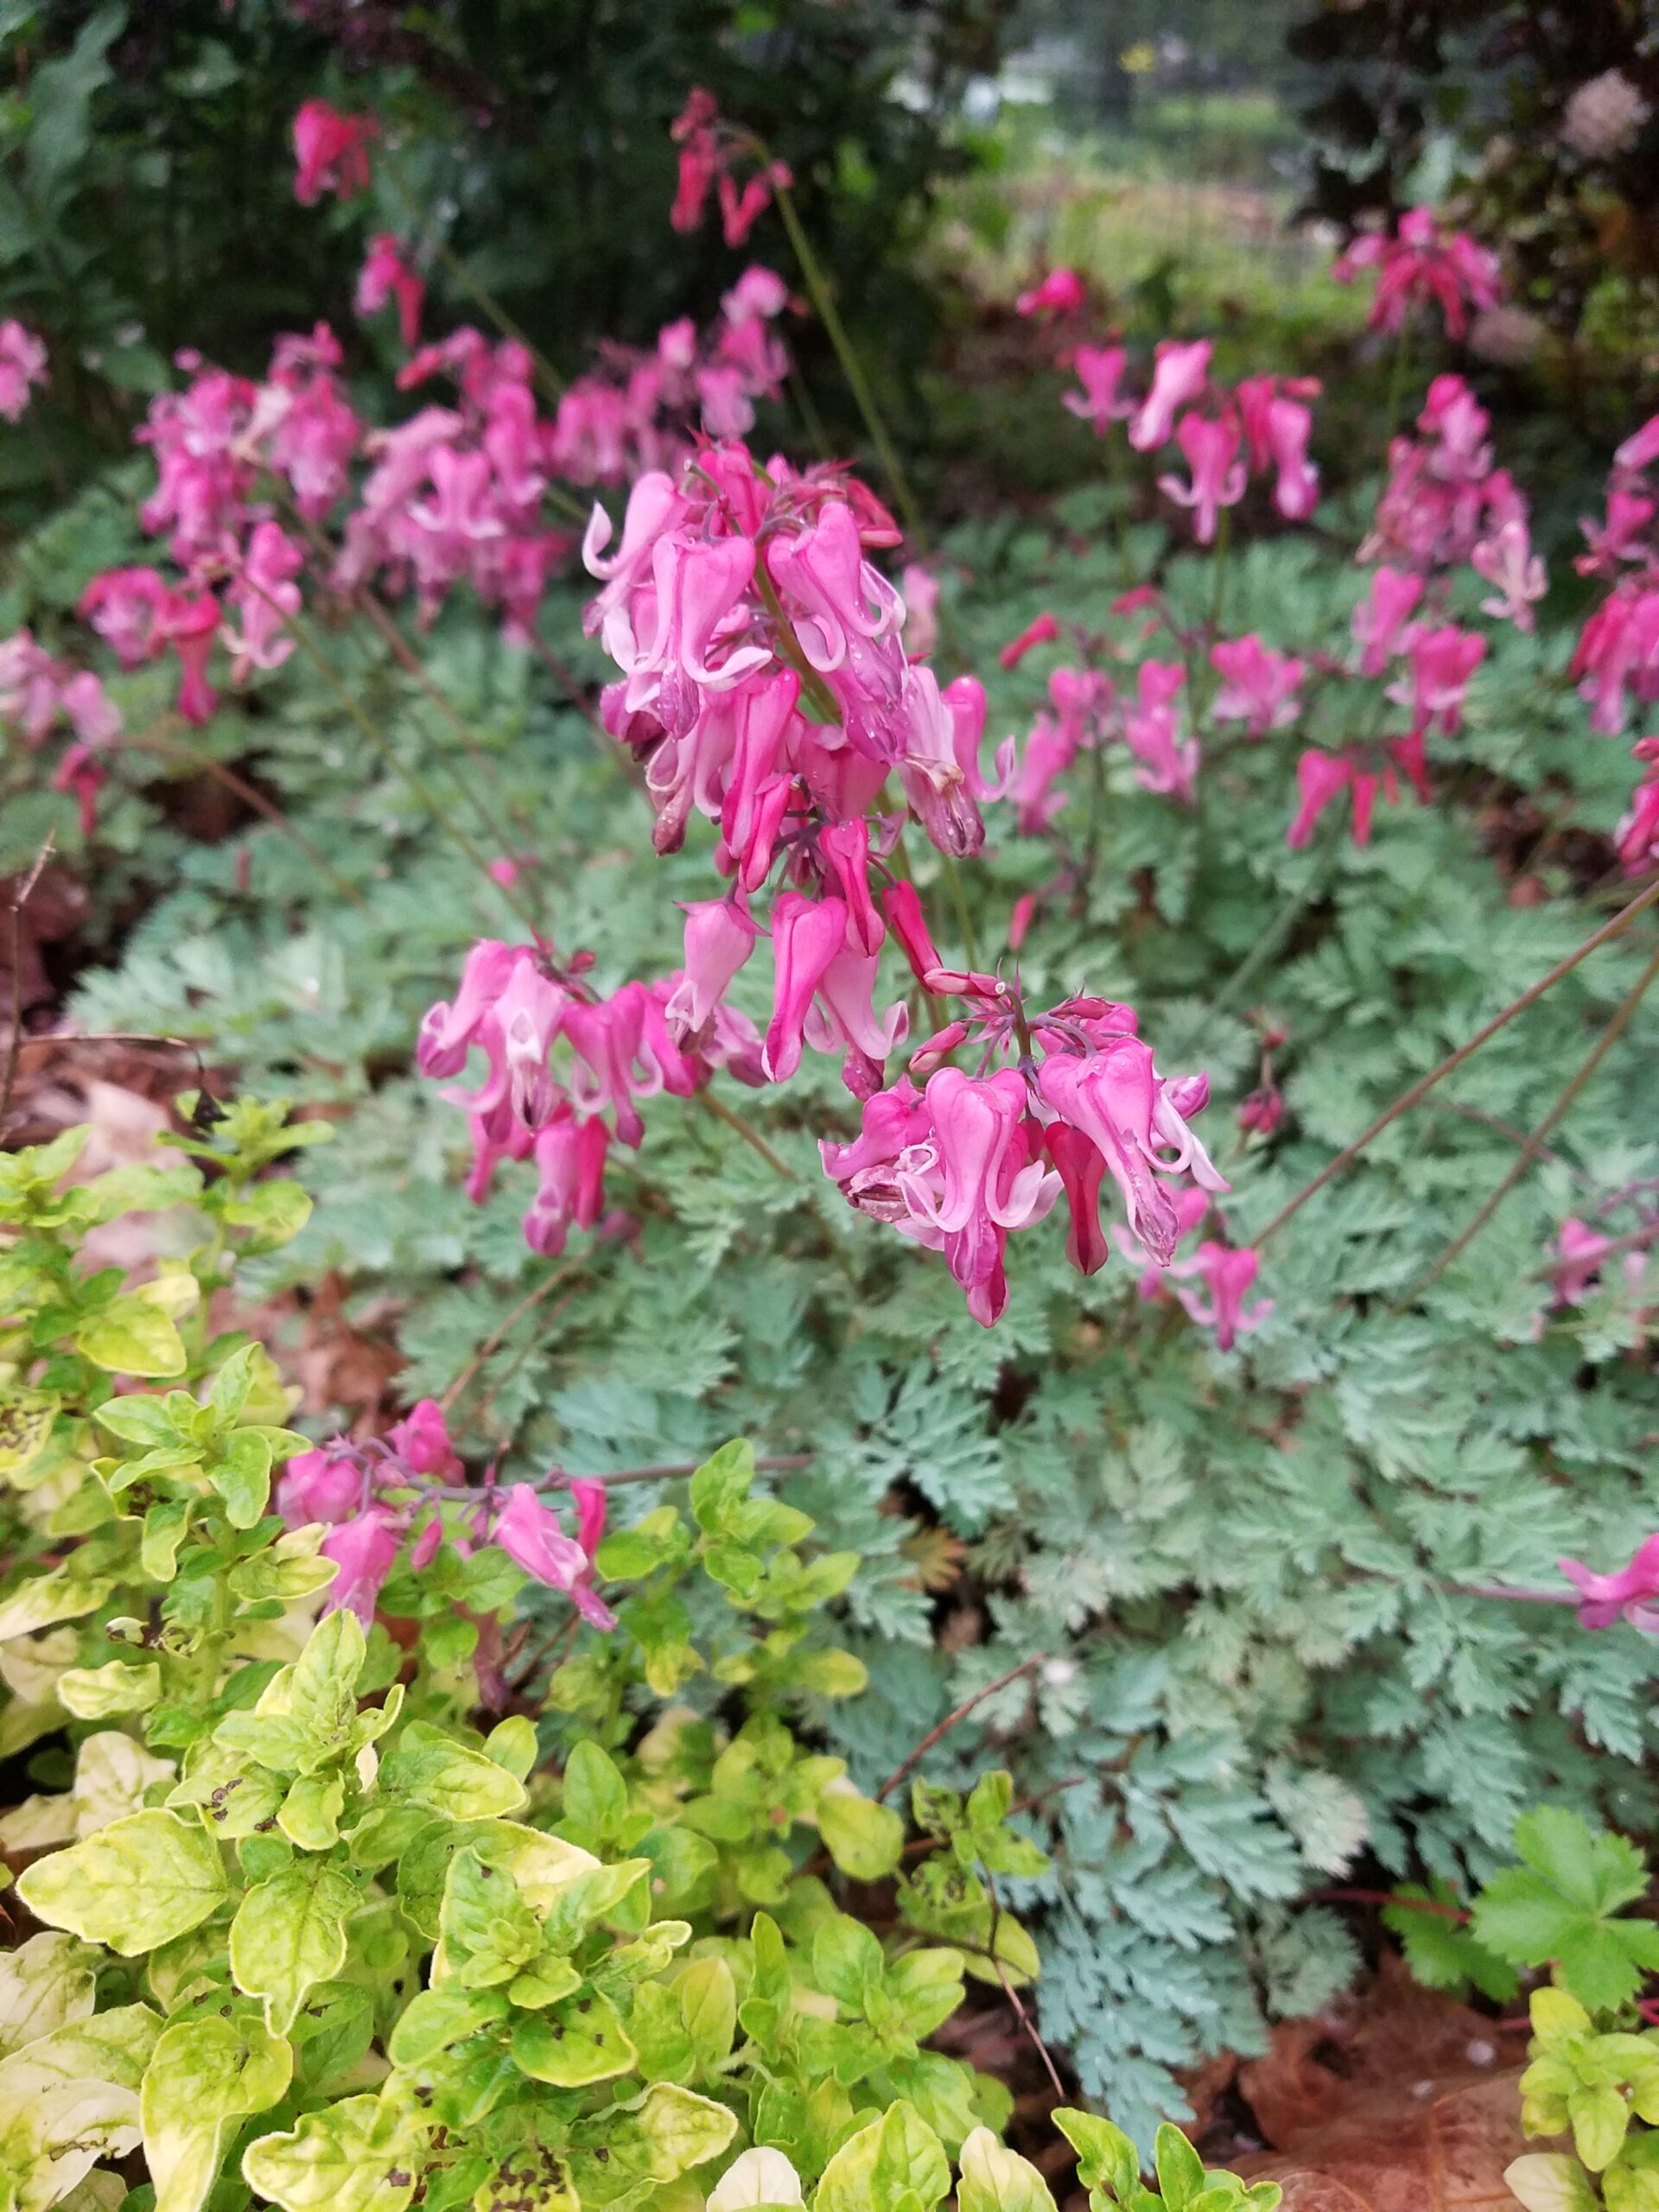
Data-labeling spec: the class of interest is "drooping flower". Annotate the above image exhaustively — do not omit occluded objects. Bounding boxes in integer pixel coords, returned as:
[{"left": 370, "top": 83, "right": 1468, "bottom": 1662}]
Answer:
[
  {"left": 1016, "top": 267, "right": 1086, "bottom": 318},
  {"left": 1556, "top": 1535, "right": 1659, "bottom": 1632},
  {"left": 1390, "top": 623, "right": 1486, "bottom": 735},
  {"left": 664, "top": 897, "right": 760, "bottom": 1043},
  {"left": 321, "top": 1506, "right": 401, "bottom": 1623},
  {"left": 385, "top": 1398, "right": 464, "bottom": 1481},
  {"left": 1351, "top": 566, "right": 1424, "bottom": 677},
  {"left": 492, "top": 1480, "right": 616, "bottom": 1629},
  {"left": 277, "top": 1446, "right": 366, "bottom": 1527},
  {"left": 0, "top": 320, "right": 48, "bottom": 423},
  {"left": 1167, "top": 1241, "right": 1273, "bottom": 1351},
  {"left": 356, "top": 234, "right": 425, "bottom": 353},
  {"left": 1332, "top": 207, "right": 1501, "bottom": 340},
  {"left": 763, "top": 893, "right": 849, "bottom": 1083},
  {"left": 1236, "top": 1085, "right": 1283, "bottom": 1137},
  {"left": 1129, "top": 340, "right": 1212, "bottom": 453},
  {"left": 1471, "top": 518, "right": 1548, "bottom": 632},
  {"left": 1064, "top": 345, "right": 1135, "bottom": 435},
  {"left": 292, "top": 99, "right": 375, "bottom": 206},
  {"left": 999, "top": 611, "right": 1061, "bottom": 671},
  {"left": 1123, "top": 660, "right": 1197, "bottom": 801},
  {"left": 1158, "top": 411, "right": 1246, "bottom": 544},
  {"left": 1209, "top": 637, "right": 1305, "bottom": 736}
]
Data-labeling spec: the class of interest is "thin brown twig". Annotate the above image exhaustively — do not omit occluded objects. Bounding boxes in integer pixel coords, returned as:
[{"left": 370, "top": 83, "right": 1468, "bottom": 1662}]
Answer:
[
  {"left": 1396, "top": 938, "right": 1659, "bottom": 1308},
  {"left": 1531, "top": 1216, "right": 1659, "bottom": 1284},
  {"left": 1255, "top": 874, "right": 1659, "bottom": 1248},
  {"left": 983, "top": 1866, "right": 1067, "bottom": 2104},
  {"left": 126, "top": 732, "right": 368, "bottom": 909},
  {"left": 2, "top": 838, "right": 54, "bottom": 1129},
  {"left": 440, "top": 1260, "right": 585, "bottom": 1413},
  {"left": 1314, "top": 1885, "right": 1469, "bottom": 1923},
  {"left": 876, "top": 1654, "right": 1046, "bottom": 1802}
]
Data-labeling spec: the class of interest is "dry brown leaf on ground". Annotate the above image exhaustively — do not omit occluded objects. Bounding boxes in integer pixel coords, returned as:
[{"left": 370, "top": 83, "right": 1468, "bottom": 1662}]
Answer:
[{"left": 1231, "top": 1952, "right": 1548, "bottom": 2211}]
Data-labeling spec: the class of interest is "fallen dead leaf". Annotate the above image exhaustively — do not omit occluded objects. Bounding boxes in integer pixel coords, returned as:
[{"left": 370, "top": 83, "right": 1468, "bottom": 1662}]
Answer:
[{"left": 1231, "top": 1952, "right": 1549, "bottom": 2211}]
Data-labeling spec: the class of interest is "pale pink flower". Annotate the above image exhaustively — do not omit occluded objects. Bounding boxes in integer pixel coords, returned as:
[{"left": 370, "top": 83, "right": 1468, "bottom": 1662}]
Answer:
[
  {"left": 1351, "top": 566, "right": 1424, "bottom": 676},
  {"left": 492, "top": 1481, "right": 615, "bottom": 1629},
  {"left": 1168, "top": 1242, "right": 1273, "bottom": 1351},
  {"left": 1557, "top": 1535, "right": 1659, "bottom": 1633},
  {"left": 1210, "top": 637, "right": 1305, "bottom": 736},
  {"left": 1472, "top": 518, "right": 1548, "bottom": 631},
  {"left": 1129, "top": 340, "right": 1212, "bottom": 453},
  {"left": 664, "top": 897, "right": 760, "bottom": 1042},
  {"left": 0, "top": 320, "right": 47, "bottom": 422},
  {"left": 1159, "top": 412, "right": 1246, "bottom": 544},
  {"left": 1123, "top": 660, "right": 1197, "bottom": 801},
  {"left": 356, "top": 233, "right": 425, "bottom": 352},
  {"left": 1064, "top": 345, "right": 1134, "bottom": 433}
]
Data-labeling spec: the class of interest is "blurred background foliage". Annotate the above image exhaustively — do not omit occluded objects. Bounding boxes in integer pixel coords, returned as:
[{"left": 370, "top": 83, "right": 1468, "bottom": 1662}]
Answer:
[{"left": 3, "top": 0, "right": 1656, "bottom": 531}]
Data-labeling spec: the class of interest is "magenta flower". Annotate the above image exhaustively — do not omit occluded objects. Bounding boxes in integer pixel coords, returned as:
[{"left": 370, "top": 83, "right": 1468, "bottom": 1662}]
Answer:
[
  {"left": 1617, "top": 767, "right": 1659, "bottom": 874},
  {"left": 1236, "top": 378, "right": 1322, "bottom": 520},
  {"left": 1573, "top": 587, "right": 1659, "bottom": 736},
  {"left": 356, "top": 234, "right": 425, "bottom": 352},
  {"left": 665, "top": 897, "right": 760, "bottom": 1043},
  {"left": 222, "top": 522, "right": 304, "bottom": 682},
  {"left": 1000, "top": 611, "right": 1061, "bottom": 670},
  {"left": 524, "top": 1112, "right": 609, "bottom": 1256},
  {"left": 1111, "top": 1183, "right": 1211, "bottom": 1299},
  {"left": 1351, "top": 567, "right": 1425, "bottom": 677},
  {"left": 1557, "top": 1535, "right": 1659, "bottom": 1632},
  {"left": 1471, "top": 518, "right": 1548, "bottom": 632},
  {"left": 277, "top": 1446, "right": 366, "bottom": 1528},
  {"left": 293, "top": 99, "right": 374, "bottom": 206},
  {"left": 321, "top": 1506, "right": 401, "bottom": 1624},
  {"left": 1046, "top": 1122, "right": 1109, "bottom": 1276},
  {"left": 385, "top": 1399, "right": 463, "bottom": 1481},
  {"left": 1210, "top": 637, "right": 1305, "bottom": 736},
  {"left": 1129, "top": 339, "right": 1212, "bottom": 453},
  {"left": 900, "top": 1069, "right": 1059, "bottom": 1326},
  {"left": 1287, "top": 749, "right": 1378, "bottom": 849},
  {"left": 1168, "top": 1241, "right": 1273, "bottom": 1352},
  {"left": 492, "top": 1481, "right": 615, "bottom": 1630},
  {"left": 1333, "top": 207, "right": 1501, "bottom": 340},
  {"left": 763, "top": 893, "right": 849, "bottom": 1082},
  {"left": 0, "top": 321, "right": 48, "bottom": 423},
  {"left": 80, "top": 567, "right": 174, "bottom": 669},
  {"left": 1016, "top": 267, "right": 1086, "bottom": 318},
  {"left": 817, "top": 821, "right": 885, "bottom": 957},
  {"left": 1236, "top": 1086, "right": 1284, "bottom": 1137},
  {"left": 1036, "top": 1039, "right": 1226, "bottom": 1269},
  {"left": 1123, "top": 660, "right": 1197, "bottom": 801},
  {"left": 1064, "top": 345, "right": 1135, "bottom": 434},
  {"left": 1577, "top": 490, "right": 1655, "bottom": 577},
  {"left": 163, "top": 593, "right": 220, "bottom": 728},
  {"left": 1159, "top": 412, "right": 1246, "bottom": 544},
  {"left": 1390, "top": 623, "right": 1486, "bottom": 735}
]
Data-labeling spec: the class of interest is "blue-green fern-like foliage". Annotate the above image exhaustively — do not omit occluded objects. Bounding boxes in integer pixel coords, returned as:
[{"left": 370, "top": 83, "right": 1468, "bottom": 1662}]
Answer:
[{"left": 6, "top": 451, "right": 1657, "bottom": 2150}]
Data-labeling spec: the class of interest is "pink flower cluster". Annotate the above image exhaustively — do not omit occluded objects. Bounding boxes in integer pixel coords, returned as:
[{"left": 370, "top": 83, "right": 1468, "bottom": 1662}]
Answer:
[
  {"left": 1332, "top": 206, "right": 1502, "bottom": 341},
  {"left": 417, "top": 937, "right": 764, "bottom": 1255},
  {"left": 670, "top": 86, "right": 792, "bottom": 246},
  {"left": 1287, "top": 565, "right": 1485, "bottom": 849},
  {"left": 276, "top": 1394, "right": 614, "bottom": 1633},
  {"left": 0, "top": 632, "right": 122, "bottom": 831},
  {"left": 585, "top": 442, "right": 1007, "bottom": 868},
  {"left": 1065, "top": 339, "right": 1321, "bottom": 540},
  {"left": 1557, "top": 1535, "right": 1659, "bottom": 1635},
  {"left": 292, "top": 99, "right": 374, "bottom": 206},
  {"left": 1566, "top": 413, "right": 1659, "bottom": 870},
  {"left": 1362, "top": 375, "right": 1541, "bottom": 618},
  {"left": 0, "top": 320, "right": 47, "bottom": 423},
  {"left": 821, "top": 981, "right": 1263, "bottom": 1332},
  {"left": 546, "top": 266, "right": 792, "bottom": 486}
]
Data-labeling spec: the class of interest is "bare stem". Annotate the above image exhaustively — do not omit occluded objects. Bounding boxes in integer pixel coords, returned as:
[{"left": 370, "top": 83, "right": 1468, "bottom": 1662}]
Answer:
[
  {"left": 1255, "top": 875, "right": 1659, "bottom": 1248},
  {"left": 1396, "top": 938, "right": 1659, "bottom": 1307},
  {"left": 876, "top": 1654, "right": 1046, "bottom": 1802},
  {"left": 698, "top": 1090, "right": 798, "bottom": 1182},
  {"left": 128, "top": 731, "right": 367, "bottom": 909},
  {"left": 1, "top": 838, "right": 55, "bottom": 1128}
]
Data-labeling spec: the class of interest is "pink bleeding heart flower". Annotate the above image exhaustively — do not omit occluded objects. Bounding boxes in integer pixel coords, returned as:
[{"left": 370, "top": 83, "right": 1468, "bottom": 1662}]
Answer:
[
  {"left": 1472, "top": 517, "right": 1547, "bottom": 632},
  {"left": 1556, "top": 1535, "right": 1659, "bottom": 1633},
  {"left": 1064, "top": 345, "right": 1135, "bottom": 434},
  {"left": 898, "top": 1068, "right": 1060, "bottom": 1327},
  {"left": 524, "top": 1112, "right": 609, "bottom": 1256},
  {"left": 1000, "top": 611, "right": 1061, "bottom": 671},
  {"left": 1016, "top": 267, "right": 1086, "bottom": 318},
  {"left": 1158, "top": 411, "right": 1246, "bottom": 544},
  {"left": 1209, "top": 637, "right": 1305, "bottom": 736},
  {"left": 1036, "top": 1039, "right": 1227, "bottom": 1269},
  {"left": 1351, "top": 567, "right": 1425, "bottom": 677},
  {"left": 1389, "top": 623, "right": 1486, "bottom": 735},
  {"left": 277, "top": 1446, "right": 365, "bottom": 1527},
  {"left": 1167, "top": 1241, "right": 1273, "bottom": 1352},
  {"left": 763, "top": 893, "right": 849, "bottom": 1082},
  {"left": 293, "top": 99, "right": 375, "bottom": 206},
  {"left": 492, "top": 1480, "right": 616, "bottom": 1630},
  {"left": 1129, "top": 339, "right": 1212, "bottom": 452},
  {"left": 1236, "top": 1086, "right": 1284, "bottom": 1137},
  {"left": 1123, "top": 660, "right": 1197, "bottom": 801},
  {"left": 385, "top": 1398, "right": 463, "bottom": 1481},
  {"left": 321, "top": 1505, "right": 401, "bottom": 1623},
  {"left": 356, "top": 233, "right": 425, "bottom": 352},
  {"left": 0, "top": 321, "right": 48, "bottom": 423},
  {"left": 1616, "top": 769, "right": 1659, "bottom": 875},
  {"left": 664, "top": 897, "right": 760, "bottom": 1042}
]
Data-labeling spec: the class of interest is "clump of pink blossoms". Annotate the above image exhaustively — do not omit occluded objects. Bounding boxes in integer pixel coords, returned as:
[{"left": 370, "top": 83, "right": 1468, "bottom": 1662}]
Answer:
[
  {"left": 1332, "top": 206, "right": 1502, "bottom": 341},
  {"left": 0, "top": 320, "right": 47, "bottom": 423}
]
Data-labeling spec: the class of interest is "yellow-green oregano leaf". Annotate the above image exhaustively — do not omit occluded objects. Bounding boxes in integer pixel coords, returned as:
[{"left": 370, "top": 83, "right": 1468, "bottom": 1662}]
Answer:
[
  {"left": 17, "top": 1810, "right": 228, "bottom": 1954},
  {"left": 956, "top": 2127, "right": 1058, "bottom": 2212},
  {"left": 142, "top": 2013, "right": 294, "bottom": 2212},
  {"left": 75, "top": 1296, "right": 188, "bottom": 1378},
  {"left": 241, "top": 2093, "right": 427, "bottom": 2212},
  {"left": 816, "top": 2102, "right": 950, "bottom": 2212},
  {"left": 0, "top": 1931, "right": 99, "bottom": 2059},
  {"left": 57, "top": 1660, "right": 162, "bottom": 1719},
  {"left": 230, "top": 1860, "right": 355, "bottom": 2034},
  {"left": 816, "top": 1786, "right": 905, "bottom": 1881}
]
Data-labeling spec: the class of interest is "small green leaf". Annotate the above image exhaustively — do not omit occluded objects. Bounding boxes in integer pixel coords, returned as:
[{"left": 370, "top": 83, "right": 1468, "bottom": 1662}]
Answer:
[
  {"left": 211, "top": 1429, "right": 273, "bottom": 1527},
  {"left": 387, "top": 1986, "right": 511, "bottom": 2068},
  {"left": 815, "top": 2101, "right": 950, "bottom": 2212},
  {"left": 677, "top": 1954, "right": 737, "bottom": 2069},
  {"left": 563, "top": 1741, "right": 627, "bottom": 1836},
  {"left": 17, "top": 1810, "right": 228, "bottom": 1954},
  {"left": 1052, "top": 2109, "right": 1141, "bottom": 2202},
  {"left": 241, "top": 2092, "right": 426, "bottom": 2212},
  {"left": 58, "top": 1659, "right": 162, "bottom": 1718},
  {"left": 1503, "top": 2154, "right": 1601, "bottom": 2212},
  {"left": 381, "top": 1721, "right": 528, "bottom": 1819},
  {"left": 438, "top": 1846, "right": 541, "bottom": 1987},
  {"left": 957, "top": 2125, "right": 1058, "bottom": 2212},
  {"left": 76, "top": 1296, "right": 188, "bottom": 1377},
  {"left": 689, "top": 1440, "right": 755, "bottom": 1533},
  {"left": 817, "top": 1787, "right": 904, "bottom": 1880},
  {"left": 0, "top": 1930, "right": 99, "bottom": 2059},
  {"left": 230, "top": 1860, "right": 356, "bottom": 2033},
  {"left": 141, "top": 2013, "right": 293, "bottom": 2212},
  {"left": 0, "top": 1383, "right": 60, "bottom": 1475},
  {"left": 1154, "top": 2122, "right": 1207, "bottom": 2209},
  {"left": 510, "top": 1987, "right": 637, "bottom": 2085}
]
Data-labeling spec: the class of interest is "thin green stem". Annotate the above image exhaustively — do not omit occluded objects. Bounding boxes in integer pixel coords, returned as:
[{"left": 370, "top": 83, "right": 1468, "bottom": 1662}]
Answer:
[
  {"left": 771, "top": 181, "right": 926, "bottom": 548},
  {"left": 938, "top": 852, "right": 982, "bottom": 971},
  {"left": 1255, "top": 874, "right": 1659, "bottom": 1249},
  {"left": 1208, "top": 864, "right": 1324, "bottom": 1020},
  {"left": 698, "top": 1090, "right": 798, "bottom": 1182},
  {"left": 1382, "top": 317, "right": 1414, "bottom": 449},
  {"left": 277, "top": 602, "right": 540, "bottom": 933},
  {"left": 127, "top": 730, "right": 368, "bottom": 910},
  {"left": 1395, "top": 938, "right": 1659, "bottom": 1308}
]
